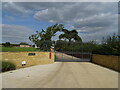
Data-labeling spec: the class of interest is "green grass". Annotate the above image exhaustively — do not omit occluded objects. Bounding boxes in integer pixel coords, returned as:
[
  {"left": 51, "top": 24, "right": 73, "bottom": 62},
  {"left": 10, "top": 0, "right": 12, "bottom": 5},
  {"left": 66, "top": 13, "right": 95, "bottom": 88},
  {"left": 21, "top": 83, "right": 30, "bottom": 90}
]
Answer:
[
  {"left": 1, "top": 47, "right": 41, "bottom": 52},
  {"left": 0, "top": 61, "right": 16, "bottom": 72}
]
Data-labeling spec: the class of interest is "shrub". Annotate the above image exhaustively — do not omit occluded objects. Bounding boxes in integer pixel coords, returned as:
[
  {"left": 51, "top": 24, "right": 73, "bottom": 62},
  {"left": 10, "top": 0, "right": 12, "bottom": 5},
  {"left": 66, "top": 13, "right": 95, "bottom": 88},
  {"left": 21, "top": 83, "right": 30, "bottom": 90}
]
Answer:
[
  {"left": 0, "top": 61, "right": 16, "bottom": 72},
  {"left": 54, "top": 55, "right": 57, "bottom": 59},
  {"left": 92, "top": 34, "right": 120, "bottom": 56}
]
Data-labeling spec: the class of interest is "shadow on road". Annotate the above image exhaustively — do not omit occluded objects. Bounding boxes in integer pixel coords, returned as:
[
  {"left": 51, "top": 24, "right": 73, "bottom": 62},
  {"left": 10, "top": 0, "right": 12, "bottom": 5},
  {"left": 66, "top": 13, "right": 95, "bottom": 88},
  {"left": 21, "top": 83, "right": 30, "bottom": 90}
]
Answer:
[{"left": 55, "top": 52, "right": 91, "bottom": 62}]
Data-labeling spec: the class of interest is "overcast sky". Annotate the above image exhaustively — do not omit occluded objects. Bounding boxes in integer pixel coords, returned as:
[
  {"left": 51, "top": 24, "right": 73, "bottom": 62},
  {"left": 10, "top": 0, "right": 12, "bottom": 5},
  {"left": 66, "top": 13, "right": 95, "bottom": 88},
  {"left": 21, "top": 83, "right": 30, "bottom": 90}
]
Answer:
[{"left": 2, "top": 2, "right": 118, "bottom": 44}]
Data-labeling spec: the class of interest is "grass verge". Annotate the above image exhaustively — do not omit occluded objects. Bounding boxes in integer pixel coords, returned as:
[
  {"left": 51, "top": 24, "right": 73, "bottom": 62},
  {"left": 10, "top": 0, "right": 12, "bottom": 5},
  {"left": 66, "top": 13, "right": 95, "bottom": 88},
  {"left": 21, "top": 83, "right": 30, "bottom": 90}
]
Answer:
[{"left": 0, "top": 61, "right": 16, "bottom": 72}]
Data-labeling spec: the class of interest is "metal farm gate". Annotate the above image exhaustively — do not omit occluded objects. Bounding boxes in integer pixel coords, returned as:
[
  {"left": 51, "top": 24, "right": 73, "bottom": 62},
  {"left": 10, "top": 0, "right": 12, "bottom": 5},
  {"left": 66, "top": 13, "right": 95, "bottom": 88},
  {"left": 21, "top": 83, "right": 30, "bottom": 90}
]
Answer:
[{"left": 54, "top": 41, "right": 92, "bottom": 62}]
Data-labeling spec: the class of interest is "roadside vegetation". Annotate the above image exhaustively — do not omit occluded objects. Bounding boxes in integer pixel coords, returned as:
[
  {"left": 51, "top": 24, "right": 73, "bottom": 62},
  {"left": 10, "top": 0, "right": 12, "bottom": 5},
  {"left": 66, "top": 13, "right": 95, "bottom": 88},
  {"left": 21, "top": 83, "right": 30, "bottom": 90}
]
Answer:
[
  {"left": 0, "top": 61, "right": 16, "bottom": 72},
  {"left": 55, "top": 34, "right": 119, "bottom": 56},
  {"left": 54, "top": 55, "right": 58, "bottom": 59},
  {"left": 92, "top": 34, "right": 120, "bottom": 56}
]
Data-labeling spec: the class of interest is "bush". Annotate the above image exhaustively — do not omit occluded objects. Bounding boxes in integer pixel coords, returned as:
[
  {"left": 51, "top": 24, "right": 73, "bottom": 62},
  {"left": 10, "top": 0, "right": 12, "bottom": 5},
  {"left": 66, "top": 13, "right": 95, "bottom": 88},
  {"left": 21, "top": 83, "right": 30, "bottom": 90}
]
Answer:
[
  {"left": 92, "top": 34, "right": 120, "bottom": 56},
  {"left": 0, "top": 61, "right": 16, "bottom": 72},
  {"left": 55, "top": 34, "right": 120, "bottom": 56},
  {"left": 92, "top": 44, "right": 120, "bottom": 56}
]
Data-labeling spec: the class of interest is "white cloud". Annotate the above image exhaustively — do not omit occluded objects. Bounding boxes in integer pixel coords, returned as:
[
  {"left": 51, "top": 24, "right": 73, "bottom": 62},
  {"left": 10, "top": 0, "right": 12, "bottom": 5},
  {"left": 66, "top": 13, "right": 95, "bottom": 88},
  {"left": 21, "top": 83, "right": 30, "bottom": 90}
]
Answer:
[
  {"left": 3, "top": 2, "right": 32, "bottom": 15},
  {"left": 2, "top": 24, "right": 35, "bottom": 44},
  {"left": 74, "top": 13, "right": 118, "bottom": 32},
  {"left": 2, "top": 2, "right": 118, "bottom": 42}
]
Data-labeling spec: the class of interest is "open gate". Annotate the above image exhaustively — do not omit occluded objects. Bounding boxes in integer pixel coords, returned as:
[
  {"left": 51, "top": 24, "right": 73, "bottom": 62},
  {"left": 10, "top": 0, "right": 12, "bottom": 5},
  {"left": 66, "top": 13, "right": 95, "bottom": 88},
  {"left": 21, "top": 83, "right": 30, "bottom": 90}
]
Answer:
[{"left": 54, "top": 41, "right": 92, "bottom": 62}]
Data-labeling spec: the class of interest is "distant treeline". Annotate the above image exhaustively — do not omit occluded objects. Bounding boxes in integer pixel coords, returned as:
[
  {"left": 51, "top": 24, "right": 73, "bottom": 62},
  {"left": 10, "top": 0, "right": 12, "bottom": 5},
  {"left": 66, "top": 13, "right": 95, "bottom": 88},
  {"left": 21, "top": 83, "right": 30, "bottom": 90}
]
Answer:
[
  {"left": 1, "top": 42, "right": 31, "bottom": 47},
  {"left": 92, "top": 34, "right": 120, "bottom": 56},
  {"left": 1, "top": 42, "right": 20, "bottom": 47},
  {"left": 55, "top": 34, "right": 120, "bottom": 56}
]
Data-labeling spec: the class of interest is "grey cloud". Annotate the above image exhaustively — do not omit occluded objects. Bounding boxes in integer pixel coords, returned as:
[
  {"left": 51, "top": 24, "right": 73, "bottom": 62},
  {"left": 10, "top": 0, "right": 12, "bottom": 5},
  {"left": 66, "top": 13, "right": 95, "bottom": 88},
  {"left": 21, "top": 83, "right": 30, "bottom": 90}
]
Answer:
[
  {"left": 2, "top": 2, "right": 75, "bottom": 15},
  {"left": 2, "top": 24, "right": 35, "bottom": 44},
  {"left": 79, "top": 24, "right": 118, "bottom": 43},
  {"left": 2, "top": 2, "right": 32, "bottom": 15},
  {"left": 74, "top": 13, "right": 118, "bottom": 33},
  {"left": 2, "top": 2, "right": 118, "bottom": 42},
  {"left": 34, "top": 2, "right": 117, "bottom": 22}
]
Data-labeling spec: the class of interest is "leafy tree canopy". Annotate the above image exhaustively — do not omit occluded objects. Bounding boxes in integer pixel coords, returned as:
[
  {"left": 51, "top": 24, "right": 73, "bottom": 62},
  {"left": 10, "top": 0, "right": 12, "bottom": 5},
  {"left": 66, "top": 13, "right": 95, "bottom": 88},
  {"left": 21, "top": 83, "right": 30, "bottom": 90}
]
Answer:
[
  {"left": 59, "top": 29, "right": 82, "bottom": 42},
  {"left": 29, "top": 24, "right": 65, "bottom": 51},
  {"left": 29, "top": 24, "right": 82, "bottom": 51}
]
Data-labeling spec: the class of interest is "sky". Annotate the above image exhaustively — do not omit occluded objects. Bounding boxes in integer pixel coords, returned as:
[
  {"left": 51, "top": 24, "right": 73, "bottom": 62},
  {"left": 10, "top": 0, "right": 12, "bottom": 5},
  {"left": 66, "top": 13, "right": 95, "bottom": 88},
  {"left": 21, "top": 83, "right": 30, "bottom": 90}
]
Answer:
[{"left": 2, "top": 2, "right": 118, "bottom": 44}]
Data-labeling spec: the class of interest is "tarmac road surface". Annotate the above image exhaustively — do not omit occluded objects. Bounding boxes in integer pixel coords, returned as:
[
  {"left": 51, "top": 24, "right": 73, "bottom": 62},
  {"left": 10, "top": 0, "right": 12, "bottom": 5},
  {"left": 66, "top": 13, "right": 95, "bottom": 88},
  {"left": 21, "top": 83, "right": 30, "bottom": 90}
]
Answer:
[{"left": 1, "top": 62, "right": 118, "bottom": 88}]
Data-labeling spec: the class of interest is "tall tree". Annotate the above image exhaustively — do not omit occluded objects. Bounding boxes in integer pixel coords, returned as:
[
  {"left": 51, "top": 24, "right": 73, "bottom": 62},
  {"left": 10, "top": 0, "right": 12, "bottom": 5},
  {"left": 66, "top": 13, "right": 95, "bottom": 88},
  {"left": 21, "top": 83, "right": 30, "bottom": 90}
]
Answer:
[
  {"left": 59, "top": 29, "right": 82, "bottom": 42},
  {"left": 29, "top": 24, "right": 64, "bottom": 51}
]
